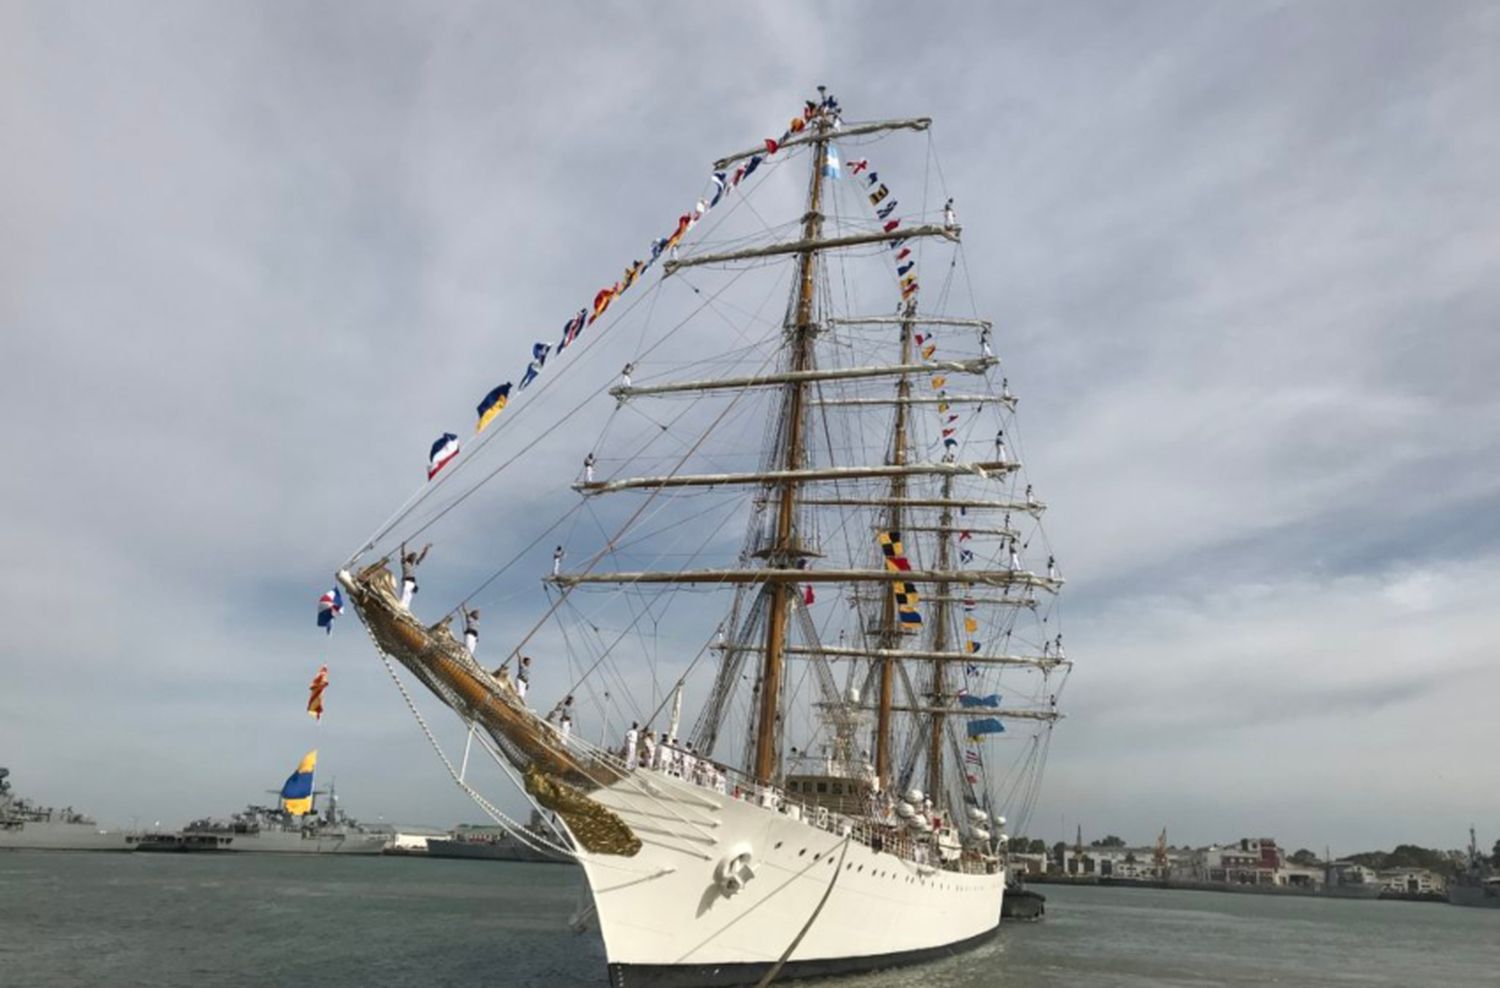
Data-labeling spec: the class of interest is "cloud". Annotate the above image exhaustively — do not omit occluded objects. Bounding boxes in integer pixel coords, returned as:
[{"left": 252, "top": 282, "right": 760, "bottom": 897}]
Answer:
[{"left": 1, "top": 2, "right": 1496, "bottom": 854}]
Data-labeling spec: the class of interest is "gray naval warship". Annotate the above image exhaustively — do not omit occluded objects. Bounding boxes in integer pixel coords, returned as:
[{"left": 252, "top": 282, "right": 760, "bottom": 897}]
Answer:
[
  {"left": 134, "top": 783, "right": 389, "bottom": 854},
  {"left": 425, "top": 812, "right": 572, "bottom": 864},
  {"left": 1450, "top": 826, "right": 1500, "bottom": 909},
  {"left": 0, "top": 766, "right": 132, "bottom": 851}
]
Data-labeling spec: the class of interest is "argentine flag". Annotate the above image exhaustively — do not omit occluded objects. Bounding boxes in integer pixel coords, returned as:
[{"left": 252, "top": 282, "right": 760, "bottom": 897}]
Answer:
[{"left": 823, "top": 144, "right": 842, "bottom": 179}]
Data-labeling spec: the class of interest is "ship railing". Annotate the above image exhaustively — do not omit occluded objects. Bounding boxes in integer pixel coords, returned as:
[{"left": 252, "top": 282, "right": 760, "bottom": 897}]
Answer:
[{"left": 585, "top": 738, "right": 991, "bottom": 874}]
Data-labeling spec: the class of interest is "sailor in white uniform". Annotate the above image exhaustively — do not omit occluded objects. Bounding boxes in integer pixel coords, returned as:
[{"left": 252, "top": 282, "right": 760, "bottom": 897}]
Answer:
[
  {"left": 516, "top": 655, "right": 532, "bottom": 701},
  {"left": 399, "top": 542, "right": 430, "bottom": 609},
  {"left": 463, "top": 608, "right": 480, "bottom": 657},
  {"left": 552, "top": 545, "right": 565, "bottom": 576},
  {"left": 583, "top": 453, "right": 596, "bottom": 483},
  {"left": 623, "top": 722, "right": 639, "bottom": 769}
]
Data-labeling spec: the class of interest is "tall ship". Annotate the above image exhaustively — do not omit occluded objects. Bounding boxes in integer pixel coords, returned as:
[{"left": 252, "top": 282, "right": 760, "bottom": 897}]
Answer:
[
  {"left": 334, "top": 91, "right": 1070, "bottom": 986},
  {"left": 1450, "top": 826, "right": 1500, "bottom": 908},
  {"left": 0, "top": 766, "right": 132, "bottom": 851},
  {"left": 134, "top": 753, "right": 388, "bottom": 854}
]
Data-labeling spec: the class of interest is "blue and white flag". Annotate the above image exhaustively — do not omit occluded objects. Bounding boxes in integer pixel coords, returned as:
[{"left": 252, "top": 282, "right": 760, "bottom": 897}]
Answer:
[
  {"left": 823, "top": 144, "right": 842, "bottom": 179},
  {"left": 519, "top": 342, "right": 552, "bottom": 392},
  {"left": 710, "top": 171, "right": 728, "bottom": 207},
  {"left": 427, "top": 432, "right": 460, "bottom": 480},
  {"left": 316, "top": 587, "right": 343, "bottom": 634}
]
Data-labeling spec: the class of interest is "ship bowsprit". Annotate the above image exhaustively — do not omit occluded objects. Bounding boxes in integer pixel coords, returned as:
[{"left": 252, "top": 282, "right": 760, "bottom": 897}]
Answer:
[{"left": 338, "top": 566, "right": 639, "bottom": 856}]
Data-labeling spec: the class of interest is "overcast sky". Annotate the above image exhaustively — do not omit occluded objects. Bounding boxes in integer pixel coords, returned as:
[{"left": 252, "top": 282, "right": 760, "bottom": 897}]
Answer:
[{"left": 3, "top": 1, "right": 1497, "bottom": 853}]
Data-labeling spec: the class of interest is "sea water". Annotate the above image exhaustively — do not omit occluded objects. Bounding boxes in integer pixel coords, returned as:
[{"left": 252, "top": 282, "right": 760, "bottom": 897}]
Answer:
[{"left": 2, "top": 853, "right": 1496, "bottom": 987}]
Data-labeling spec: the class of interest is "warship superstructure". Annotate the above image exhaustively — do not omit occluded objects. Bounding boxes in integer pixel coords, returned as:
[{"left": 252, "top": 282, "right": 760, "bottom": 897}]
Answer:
[
  {"left": 135, "top": 782, "right": 388, "bottom": 854},
  {"left": 0, "top": 767, "right": 131, "bottom": 852}
]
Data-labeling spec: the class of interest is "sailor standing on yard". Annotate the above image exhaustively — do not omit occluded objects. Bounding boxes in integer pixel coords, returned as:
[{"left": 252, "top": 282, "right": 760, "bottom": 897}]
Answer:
[
  {"left": 559, "top": 695, "right": 575, "bottom": 738},
  {"left": 943, "top": 197, "right": 956, "bottom": 230},
  {"left": 583, "top": 453, "right": 596, "bottom": 483},
  {"left": 399, "top": 542, "right": 431, "bottom": 609},
  {"left": 463, "top": 608, "right": 480, "bottom": 657},
  {"left": 516, "top": 655, "right": 532, "bottom": 702},
  {"left": 552, "top": 545, "right": 565, "bottom": 576}
]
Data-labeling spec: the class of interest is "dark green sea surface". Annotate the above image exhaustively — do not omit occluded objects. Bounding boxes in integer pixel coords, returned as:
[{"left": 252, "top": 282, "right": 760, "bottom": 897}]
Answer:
[{"left": 2, "top": 852, "right": 1496, "bottom": 987}]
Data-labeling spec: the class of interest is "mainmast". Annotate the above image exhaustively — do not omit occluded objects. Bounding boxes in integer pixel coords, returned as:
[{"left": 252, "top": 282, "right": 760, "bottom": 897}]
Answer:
[
  {"left": 926, "top": 474, "right": 954, "bottom": 803},
  {"left": 752, "top": 114, "right": 828, "bottom": 784},
  {"left": 874, "top": 298, "right": 916, "bottom": 788}
]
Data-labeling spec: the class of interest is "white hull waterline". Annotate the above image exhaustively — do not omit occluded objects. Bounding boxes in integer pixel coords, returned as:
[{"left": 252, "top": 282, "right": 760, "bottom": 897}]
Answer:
[{"left": 578, "top": 772, "right": 1003, "bottom": 987}]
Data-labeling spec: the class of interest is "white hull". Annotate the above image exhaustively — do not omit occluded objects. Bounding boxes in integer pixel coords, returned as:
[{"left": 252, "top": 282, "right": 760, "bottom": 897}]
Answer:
[{"left": 576, "top": 772, "right": 1003, "bottom": 987}]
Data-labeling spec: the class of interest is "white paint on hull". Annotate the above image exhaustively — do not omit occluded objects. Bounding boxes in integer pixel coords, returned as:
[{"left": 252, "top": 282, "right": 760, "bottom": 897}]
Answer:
[{"left": 576, "top": 773, "right": 1003, "bottom": 969}]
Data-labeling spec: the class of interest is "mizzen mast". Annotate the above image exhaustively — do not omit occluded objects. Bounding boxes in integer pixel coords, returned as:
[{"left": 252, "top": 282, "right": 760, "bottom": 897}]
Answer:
[
  {"left": 927, "top": 474, "right": 955, "bottom": 803},
  {"left": 874, "top": 298, "right": 916, "bottom": 788}
]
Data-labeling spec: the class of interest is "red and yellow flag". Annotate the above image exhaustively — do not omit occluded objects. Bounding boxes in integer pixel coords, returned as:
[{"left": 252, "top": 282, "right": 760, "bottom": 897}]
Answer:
[{"left": 307, "top": 664, "right": 329, "bottom": 721}]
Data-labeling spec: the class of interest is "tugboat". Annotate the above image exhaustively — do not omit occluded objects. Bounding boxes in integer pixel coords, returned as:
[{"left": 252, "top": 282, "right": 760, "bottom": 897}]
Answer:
[{"left": 0, "top": 767, "right": 132, "bottom": 852}]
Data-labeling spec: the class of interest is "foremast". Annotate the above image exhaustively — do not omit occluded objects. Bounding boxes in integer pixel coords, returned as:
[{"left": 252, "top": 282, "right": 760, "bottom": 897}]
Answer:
[{"left": 752, "top": 113, "right": 828, "bottom": 784}]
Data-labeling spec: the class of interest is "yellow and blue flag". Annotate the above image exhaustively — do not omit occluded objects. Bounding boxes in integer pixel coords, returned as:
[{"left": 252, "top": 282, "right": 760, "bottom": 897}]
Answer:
[
  {"left": 475, "top": 383, "right": 511, "bottom": 434},
  {"left": 280, "top": 750, "right": 317, "bottom": 816}
]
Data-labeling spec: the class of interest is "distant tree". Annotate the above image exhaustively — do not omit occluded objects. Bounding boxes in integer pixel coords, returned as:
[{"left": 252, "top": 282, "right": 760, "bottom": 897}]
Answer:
[
  {"left": 1090, "top": 835, "right": 1126, "bottom": 848},
  {"left": 1348, "top": 845, "right": 1458, "bottom": 876},
  {"left": 1029, "top": 838, "right": 1048, "bottom": 855},
  {"left": 1051, "top": 841, "right": 1067, "bottom": 865},
  {"left": 1289, "top": 848, "right": 1320, "bottom": 866},
  {"left": 1124, "top": 851, "right": 1137, "bottom": 865},
  {"left": 1492, "top": 839, "right": 1500, "bottom": 869}
]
